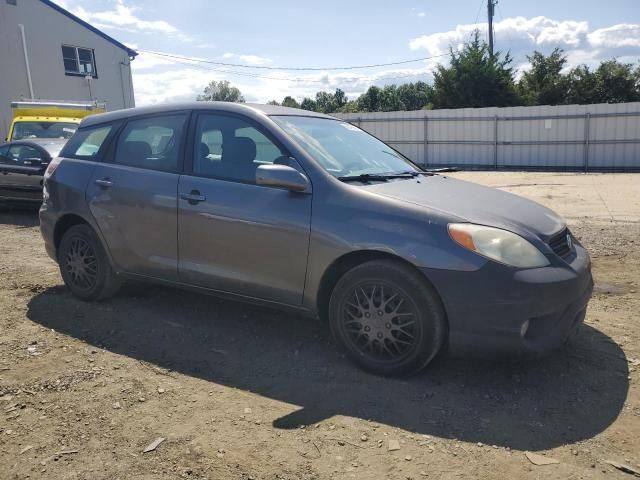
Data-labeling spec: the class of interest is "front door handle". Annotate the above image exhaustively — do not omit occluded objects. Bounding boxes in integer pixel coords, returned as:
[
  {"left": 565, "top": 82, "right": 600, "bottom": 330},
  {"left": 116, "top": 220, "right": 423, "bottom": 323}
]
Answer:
[
  {"left": 95, "top": 178, "right": 113, "bottom": 188},
  {"left": 180, "top": 190, "right": 206, "bottom": 205}
]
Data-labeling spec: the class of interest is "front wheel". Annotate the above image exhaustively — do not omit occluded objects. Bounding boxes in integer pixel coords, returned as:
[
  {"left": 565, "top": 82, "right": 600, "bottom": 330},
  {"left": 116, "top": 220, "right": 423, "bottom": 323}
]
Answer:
[
  {"left": 58, "top": 224, "right": 121, "bottom": 301},
  {"left": 328, "top": 260, "right": 446, "bottom": 376}
]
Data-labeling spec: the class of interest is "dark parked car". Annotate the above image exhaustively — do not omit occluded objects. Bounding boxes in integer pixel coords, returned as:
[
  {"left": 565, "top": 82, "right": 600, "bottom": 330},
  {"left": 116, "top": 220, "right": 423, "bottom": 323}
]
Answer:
[
  {"left": 39, "top": 103, "right": 593, "bottom": 376},
  {"left": 0, "top": 139, "right": 66, "bottom": 204}
]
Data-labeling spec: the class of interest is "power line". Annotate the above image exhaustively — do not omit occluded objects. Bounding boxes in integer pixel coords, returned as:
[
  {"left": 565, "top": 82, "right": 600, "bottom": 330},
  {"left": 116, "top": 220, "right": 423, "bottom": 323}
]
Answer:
[
  {"left": 137, "top": 49, "right": 452, "bottom": 72},
  {"left": 143, "top": 50, "right": 437, "bottom": 85}
]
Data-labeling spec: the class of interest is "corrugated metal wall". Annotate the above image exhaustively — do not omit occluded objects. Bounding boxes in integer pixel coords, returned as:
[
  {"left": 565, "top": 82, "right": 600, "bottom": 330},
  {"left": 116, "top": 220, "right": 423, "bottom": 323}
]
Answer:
[{"left": 335, "top": 102, "right": 640, "bottom": 171}]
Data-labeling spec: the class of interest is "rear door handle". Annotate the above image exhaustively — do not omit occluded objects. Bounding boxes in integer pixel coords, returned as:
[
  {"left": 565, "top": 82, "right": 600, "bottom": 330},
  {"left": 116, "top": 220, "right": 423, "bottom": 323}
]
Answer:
[
  {"left": 95, "top": 178, "right": 113, "bottom": 188},
  {"left": 180, "top": 190, "right": 206, "bottom": 204}
]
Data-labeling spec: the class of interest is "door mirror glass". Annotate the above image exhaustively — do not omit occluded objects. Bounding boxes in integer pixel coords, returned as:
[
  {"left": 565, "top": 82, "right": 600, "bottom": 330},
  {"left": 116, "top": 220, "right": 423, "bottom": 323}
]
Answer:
[{"left": 256, "top": 164, "right": 310, "bottom": 192}]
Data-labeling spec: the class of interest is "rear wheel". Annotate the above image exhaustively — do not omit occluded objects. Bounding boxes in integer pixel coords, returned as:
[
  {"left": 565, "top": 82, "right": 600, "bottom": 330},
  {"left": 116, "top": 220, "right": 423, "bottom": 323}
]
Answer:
[
  {"left": 328, "top": 260, "right": 446, "bottom": 376},
  {"left": 58, "top": 224, "right": 121, "bottom": 300}
]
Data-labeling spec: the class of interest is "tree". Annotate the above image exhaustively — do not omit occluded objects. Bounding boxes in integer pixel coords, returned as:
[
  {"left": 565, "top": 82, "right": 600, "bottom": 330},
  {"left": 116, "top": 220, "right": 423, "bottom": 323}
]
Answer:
[
  {"left": 396, "top": 81, "right": 433, "bottom": 110},
  {"left": 566, "top": 65, "right": 599, "bottom": 104},
  {"left": 300, "top": 97, "right": 317, "bottom": 111},
  {"left": 518, "top": 48, "right": 568, "bottom": 106},
  {"left": 197, "top": 80, "right": 245, "bottom": 102},
  {"left": 267, "top": 100, "right": 280, "bottom": 105},
  {"left": 315, "top": 91, "right": 336, "bottom": 113},
  {"left": 594, "top": 60, "right": 639, "bottom": 103},
  {"left": 357, "top": 86, "right": 382, "bottom": 112},
  {"left": 333, "top": 88, "right": 348, "bottom": 110},
  {"left": 431, "top": 31, "right": 519, "bottom": 109},
  {"left": 281, "top": 96, "right": 300, "bottom": 108}
]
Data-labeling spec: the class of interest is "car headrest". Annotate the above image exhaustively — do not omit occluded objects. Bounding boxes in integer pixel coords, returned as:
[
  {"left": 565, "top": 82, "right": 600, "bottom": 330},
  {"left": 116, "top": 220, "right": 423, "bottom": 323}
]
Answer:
[
  {"left": 120, "top": 141, "right": 151, "bottom": 162},
  {"left": 223, "top": 137, "right": 256, "bottom": 164},
  {"left": 199, "top": 142, "right": 210, "bottom": 158}
]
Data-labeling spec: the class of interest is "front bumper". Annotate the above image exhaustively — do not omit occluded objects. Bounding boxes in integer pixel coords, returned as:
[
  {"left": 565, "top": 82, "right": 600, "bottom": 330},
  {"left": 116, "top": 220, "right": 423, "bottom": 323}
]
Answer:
[{"left": 424, "top": 243, "right": 593, "bottom": 356}]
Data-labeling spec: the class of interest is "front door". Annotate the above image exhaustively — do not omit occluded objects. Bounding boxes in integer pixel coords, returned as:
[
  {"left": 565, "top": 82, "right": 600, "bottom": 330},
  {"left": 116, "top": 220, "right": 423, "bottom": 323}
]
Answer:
[
  {"left": 178, "top": 112, "right": 312, "bottom": 306},
  {"left": 86, "top": 113, "right": 188, "bottom": 280},
  {"left": 0, "top": 144, "right": 46, "bottom": 202}
]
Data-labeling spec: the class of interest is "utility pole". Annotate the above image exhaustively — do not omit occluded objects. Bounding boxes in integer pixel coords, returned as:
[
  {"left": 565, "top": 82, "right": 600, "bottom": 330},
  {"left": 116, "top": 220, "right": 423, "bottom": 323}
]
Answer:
[{"left": 487, "top": 0, "right": 497, "bottom": 56}]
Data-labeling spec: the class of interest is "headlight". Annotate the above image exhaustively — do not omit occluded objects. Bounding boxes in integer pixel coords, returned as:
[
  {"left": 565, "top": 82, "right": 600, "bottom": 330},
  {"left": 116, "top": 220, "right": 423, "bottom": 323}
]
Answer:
[{"left": 448, "top": 223, "right": 549, "bottom": 268}]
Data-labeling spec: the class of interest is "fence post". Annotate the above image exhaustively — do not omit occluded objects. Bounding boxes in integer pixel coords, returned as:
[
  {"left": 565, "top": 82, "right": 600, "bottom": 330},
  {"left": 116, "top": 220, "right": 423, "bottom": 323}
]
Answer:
[
  {"left": 583, "top": 113, "right": 591, "bottom": 172},
  {"left": 493, "top": 115, "right": 499, "bottom": 169},
  {"left": 423, "top": 115, "right": 428, "bottom": 167}
]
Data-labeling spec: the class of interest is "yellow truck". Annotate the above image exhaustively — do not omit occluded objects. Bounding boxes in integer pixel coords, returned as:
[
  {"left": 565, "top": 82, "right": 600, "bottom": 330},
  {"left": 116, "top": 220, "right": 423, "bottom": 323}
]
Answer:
[{"left": 6, "top": 100, "right": 106, "bottom": 142}]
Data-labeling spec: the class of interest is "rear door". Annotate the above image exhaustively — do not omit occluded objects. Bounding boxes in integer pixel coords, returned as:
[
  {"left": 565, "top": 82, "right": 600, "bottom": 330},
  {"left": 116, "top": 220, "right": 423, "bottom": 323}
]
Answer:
[
  {"left": 86, "top": 112, "right": 188, "bottom": 280},
  {"left": 177, "top": 112, "right": 312, "bottom": 305},
  {"left": 0, "top": 144, "right": 47, "bottom": 201}
]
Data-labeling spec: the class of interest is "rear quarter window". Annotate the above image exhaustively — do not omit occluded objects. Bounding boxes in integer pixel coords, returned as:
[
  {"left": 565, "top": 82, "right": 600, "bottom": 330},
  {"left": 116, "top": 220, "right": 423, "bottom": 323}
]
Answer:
[{"left": 60, "top": 124, "right": 114, "bottom": 160}]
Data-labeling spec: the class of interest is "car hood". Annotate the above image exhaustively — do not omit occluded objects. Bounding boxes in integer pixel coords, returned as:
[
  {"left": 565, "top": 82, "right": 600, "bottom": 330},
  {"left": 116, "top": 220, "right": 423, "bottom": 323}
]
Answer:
[{"left": 365, "top": 175, "right": 565, "bottom": 240}]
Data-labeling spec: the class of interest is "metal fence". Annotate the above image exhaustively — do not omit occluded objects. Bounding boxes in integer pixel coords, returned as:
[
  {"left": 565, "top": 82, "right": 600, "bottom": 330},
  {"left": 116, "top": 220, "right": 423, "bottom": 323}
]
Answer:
[{"left": 335, "top": 102, "right": 640, "bottom": 171}]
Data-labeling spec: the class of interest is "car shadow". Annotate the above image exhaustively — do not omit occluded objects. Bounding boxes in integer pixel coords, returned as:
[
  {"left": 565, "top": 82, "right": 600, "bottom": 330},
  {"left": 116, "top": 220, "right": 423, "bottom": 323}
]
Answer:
[
  {"left": 26, "top": 284, "right": 629, "bottom": 451},
  {"left": 0, "top": 205, "right": 40, "bottom": 227}
]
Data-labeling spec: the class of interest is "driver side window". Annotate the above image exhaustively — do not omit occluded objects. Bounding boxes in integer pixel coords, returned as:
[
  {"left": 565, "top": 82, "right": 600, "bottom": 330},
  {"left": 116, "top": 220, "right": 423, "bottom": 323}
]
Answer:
[{"left": 115, "top": 114, "right": 187, "bottom": 172}]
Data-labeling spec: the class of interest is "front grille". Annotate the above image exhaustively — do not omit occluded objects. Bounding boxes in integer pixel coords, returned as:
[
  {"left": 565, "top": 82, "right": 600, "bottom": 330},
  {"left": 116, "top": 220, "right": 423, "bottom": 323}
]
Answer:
[{"left": 548, "top": 228, "right": 572, "bottom": 259}]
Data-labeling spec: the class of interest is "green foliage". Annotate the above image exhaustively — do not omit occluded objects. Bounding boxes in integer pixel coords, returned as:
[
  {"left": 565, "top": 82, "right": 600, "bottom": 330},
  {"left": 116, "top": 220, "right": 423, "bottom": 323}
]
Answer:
[
  {"left": 594, "top": 60, "right": 640, "bottom": 103},
  {"left": 300, "top": 97, "right": 317, "bottom": 111},
  {"left": 281, "top": 96, "right": 300, "bottom": 108},
  {"left": 197, "top": 80, "right": 245, "bottom": 102},
  {"left": 566, "top": 65, "right": 599, "bottom": 104},
  {"left": 518, "top": 48, "right": 568, "bottom": 106},
  {"left": 297, "top": 89, "right": 348, "bottom": 113},
  {"left": 431, "top": 31, "right": 519, "bottom": 109}
]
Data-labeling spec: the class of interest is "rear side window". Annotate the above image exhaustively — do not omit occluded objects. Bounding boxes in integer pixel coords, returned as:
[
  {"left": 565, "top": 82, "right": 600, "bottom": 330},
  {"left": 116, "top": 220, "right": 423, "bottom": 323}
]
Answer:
[
  {"left": 115, "top": 114, "right": 187, "bottom": 172},
  {"left": 61, "top": 125, "right": 113, "bottom": 159}
]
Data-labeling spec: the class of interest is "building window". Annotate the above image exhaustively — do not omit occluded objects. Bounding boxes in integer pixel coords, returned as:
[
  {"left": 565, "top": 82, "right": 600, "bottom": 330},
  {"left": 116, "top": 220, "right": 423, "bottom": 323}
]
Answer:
[{"left": 61, "top": 45, "right": 97, "bottom": 77}]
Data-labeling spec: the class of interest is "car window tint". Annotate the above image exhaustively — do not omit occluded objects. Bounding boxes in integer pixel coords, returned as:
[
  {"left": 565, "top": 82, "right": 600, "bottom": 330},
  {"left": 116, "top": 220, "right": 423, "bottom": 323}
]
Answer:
[
  {"left": 0, "top": 145, "right": 9, "bottom": 162},
  {"left": 6, "top": 145, "right": 43, "bottom": 165},
  {"left": 194, "top": 114, "right": 285, "bottom": 183},
  {"left": 116, "top": 114, "right": 186, "bottom": 172},
  {"left": 61, "top": 125, "right": 113, "bottom": 159}
]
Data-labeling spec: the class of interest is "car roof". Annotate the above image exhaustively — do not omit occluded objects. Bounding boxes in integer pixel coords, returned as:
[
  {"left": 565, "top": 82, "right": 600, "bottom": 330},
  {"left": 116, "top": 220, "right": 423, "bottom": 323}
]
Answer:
[{"left": 80, "top": 102, "right": 339, "bottom": 129}]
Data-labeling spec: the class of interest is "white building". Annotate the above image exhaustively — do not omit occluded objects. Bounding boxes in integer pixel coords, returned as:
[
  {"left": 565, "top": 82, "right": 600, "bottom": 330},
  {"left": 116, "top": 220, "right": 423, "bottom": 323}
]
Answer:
[{"left": 0, "top": 0, "right": 137, "bottom": 139}]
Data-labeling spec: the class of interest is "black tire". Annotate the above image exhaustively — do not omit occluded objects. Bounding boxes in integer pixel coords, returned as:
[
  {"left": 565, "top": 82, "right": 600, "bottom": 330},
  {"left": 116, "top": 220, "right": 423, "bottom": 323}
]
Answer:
[
  {"left": 328, "top": 260, "right": 446, "bottom": 376},
  {"left": 57, "top": 224, "right": 121, "bottom": 301}
]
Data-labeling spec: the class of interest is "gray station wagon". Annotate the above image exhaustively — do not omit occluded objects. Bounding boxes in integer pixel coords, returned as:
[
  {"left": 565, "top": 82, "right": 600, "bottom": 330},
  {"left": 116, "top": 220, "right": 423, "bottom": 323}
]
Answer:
[{"left": 39, "top": 103, "right": 593, "bottom": 376}]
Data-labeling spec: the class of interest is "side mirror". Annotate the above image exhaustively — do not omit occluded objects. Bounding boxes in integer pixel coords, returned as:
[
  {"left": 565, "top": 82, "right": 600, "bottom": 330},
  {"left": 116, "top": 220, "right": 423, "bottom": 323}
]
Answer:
[{"left": 256, "top": 164, "right": 310, "bottom": 192}]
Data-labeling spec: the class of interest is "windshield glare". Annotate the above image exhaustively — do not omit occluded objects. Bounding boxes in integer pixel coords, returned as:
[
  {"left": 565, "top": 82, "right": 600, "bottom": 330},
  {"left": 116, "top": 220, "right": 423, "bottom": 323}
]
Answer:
[
  {"left": 12, "top": 122, "right": 78, "bottom": 140},
  {"left": 272, "top": 116, "right": 419, "bottom": 177}
]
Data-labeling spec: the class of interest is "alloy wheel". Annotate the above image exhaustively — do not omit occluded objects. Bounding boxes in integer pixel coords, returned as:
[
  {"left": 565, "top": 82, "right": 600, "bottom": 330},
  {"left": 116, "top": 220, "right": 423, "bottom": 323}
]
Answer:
[
  {"left": 341, "top": 283, "right": 419, "bottom": 362},
  {"left": 63, "top": 237, "right": 98, "bottom": 291}
]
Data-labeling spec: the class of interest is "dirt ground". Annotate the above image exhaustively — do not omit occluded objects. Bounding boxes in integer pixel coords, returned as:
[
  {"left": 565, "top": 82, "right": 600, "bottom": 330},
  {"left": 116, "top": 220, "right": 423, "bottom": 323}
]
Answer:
[{"left": 0, "top": 172, "right": 638, "bottom": 480}]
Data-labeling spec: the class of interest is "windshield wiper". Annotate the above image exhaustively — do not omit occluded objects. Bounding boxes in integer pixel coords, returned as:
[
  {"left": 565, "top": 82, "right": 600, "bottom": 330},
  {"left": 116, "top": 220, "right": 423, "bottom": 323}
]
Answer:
[
  {"left": 392, "top": 170, "right": 436, "bottom": 177},
  {"left": 338, "top": 173, "right": 391, "bottom": 182}
]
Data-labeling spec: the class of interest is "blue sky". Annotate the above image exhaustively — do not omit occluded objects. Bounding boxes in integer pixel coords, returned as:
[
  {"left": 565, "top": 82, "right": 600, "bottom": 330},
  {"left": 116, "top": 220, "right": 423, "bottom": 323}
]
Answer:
[{"left": 54, "top": 0, "right": 640, "bottom": 106}]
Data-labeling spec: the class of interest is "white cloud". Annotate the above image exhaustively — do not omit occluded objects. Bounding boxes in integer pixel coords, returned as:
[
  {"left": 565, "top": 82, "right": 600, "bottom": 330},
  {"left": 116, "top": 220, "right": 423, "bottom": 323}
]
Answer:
[
  {"left": 222, "top": 53, "right": 273, "bottom": 66},
  {"left": 52, "top": 0, "right": 191, "bottom": 41},
  {"left": 409, "top": 15, "right": 640, "bottom": 74},
  {"left": 588, "top": 24, "right": 640, "bottom": 49},
  {"left": 409, "top": 16, "right": 590, "bottom": 56},
  {"left": 418, "top": 12, "right": 426, "bottom": 17}
]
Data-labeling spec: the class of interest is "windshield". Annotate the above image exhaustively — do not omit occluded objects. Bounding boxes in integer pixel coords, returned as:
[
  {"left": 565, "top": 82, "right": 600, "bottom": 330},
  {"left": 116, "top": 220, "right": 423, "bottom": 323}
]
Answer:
[
  {"left": 12, "top": 121, "right": 78, "bottom": 140},
  {"left": 272, "top": 116, "right": 420, "bottom": 178}
]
